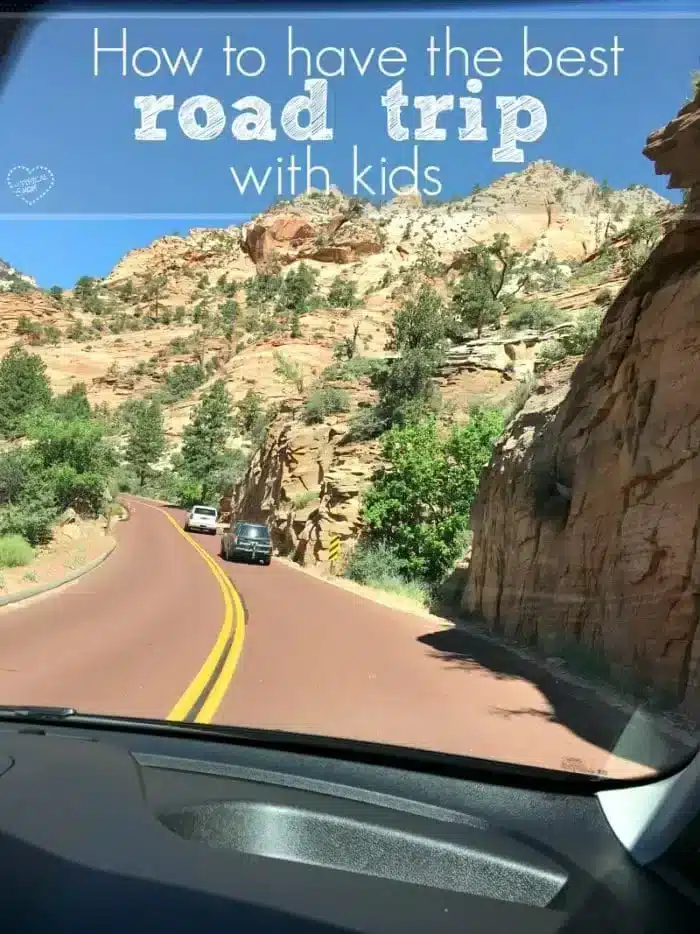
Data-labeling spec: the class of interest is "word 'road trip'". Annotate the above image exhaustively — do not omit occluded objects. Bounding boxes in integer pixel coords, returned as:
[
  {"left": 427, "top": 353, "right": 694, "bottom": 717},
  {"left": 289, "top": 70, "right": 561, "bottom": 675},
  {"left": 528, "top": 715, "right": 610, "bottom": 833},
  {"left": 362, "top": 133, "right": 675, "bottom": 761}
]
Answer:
[{"left": 133, "top": 79, "right": 546, "bottom": 162}]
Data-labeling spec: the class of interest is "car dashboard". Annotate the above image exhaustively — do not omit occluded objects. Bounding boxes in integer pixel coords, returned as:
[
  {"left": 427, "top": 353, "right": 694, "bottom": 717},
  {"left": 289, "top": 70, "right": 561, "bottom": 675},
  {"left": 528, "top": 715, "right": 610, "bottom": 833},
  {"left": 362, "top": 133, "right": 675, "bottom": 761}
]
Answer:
[{"left": 0, "top": 718, "right": 698, "bottom": 933}]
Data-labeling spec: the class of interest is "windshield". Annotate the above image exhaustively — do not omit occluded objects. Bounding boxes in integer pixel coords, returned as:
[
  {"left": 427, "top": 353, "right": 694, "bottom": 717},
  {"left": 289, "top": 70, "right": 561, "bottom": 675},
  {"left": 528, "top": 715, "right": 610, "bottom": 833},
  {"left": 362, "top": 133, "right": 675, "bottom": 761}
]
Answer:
[
  {"left": 236, "top": 525, "right": 270, "bottom": 540},
  {"left": 0, "top": 2, "right": 697, "bottom": 785}
]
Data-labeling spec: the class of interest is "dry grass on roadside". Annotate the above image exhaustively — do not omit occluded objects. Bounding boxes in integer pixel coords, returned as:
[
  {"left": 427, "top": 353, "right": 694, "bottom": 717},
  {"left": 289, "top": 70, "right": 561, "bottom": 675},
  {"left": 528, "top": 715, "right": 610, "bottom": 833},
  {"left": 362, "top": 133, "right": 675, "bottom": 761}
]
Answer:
[{"left": 0, "top": 519, "right": 115, "bottom": 599}]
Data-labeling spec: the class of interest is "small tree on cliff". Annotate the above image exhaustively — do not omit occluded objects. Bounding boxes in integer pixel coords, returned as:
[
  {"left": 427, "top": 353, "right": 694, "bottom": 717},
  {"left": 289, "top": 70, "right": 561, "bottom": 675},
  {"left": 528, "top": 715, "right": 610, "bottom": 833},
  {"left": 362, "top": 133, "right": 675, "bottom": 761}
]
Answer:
[
  {"left": 349, "top": 285, "right": 448, "bottom": 441},
  {"left": 451, "top": 234, "right": 529, "bottom": 337},
  {"left": 376, "top": 284, "right": 447, "bottom": 427},
  {"left": 219, "top": 299, "right": 237, "bottom": 344},
  {"left": 620, "top": 211, "right": 663, "bottom": 273},
  {"left": 73, "top": 276, "right": 96, "bottom": 303},
  {"left": 276, "top": 263, "right": 318, "bottom": 320},
  {"left": 142, "top": 272, "right": 169, "bottom": 318},
  {"left": 692, "top": 70, "right": 700, "bottom": 97},
  {"left": 181, "top": 380, "right": 235, "bottom": 502}
]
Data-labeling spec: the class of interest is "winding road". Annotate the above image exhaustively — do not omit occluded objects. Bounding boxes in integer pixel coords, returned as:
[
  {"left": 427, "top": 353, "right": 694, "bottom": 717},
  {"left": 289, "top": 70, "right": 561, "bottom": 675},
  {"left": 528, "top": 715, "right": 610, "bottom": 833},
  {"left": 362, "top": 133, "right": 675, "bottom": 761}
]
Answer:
[{"left": 0, "top": 496, "right": 692, "bottom": 780}]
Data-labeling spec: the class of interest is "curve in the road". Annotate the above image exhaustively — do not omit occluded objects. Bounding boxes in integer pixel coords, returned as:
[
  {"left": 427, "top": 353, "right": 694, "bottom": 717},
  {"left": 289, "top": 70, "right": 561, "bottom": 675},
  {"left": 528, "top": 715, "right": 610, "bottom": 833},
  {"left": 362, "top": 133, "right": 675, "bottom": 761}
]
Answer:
[
  {"left": 134, "top": 503, "right": 246, "bottom": 725},
  {"left": 0, "top": 497, "right": 246, "bottom": 723}
]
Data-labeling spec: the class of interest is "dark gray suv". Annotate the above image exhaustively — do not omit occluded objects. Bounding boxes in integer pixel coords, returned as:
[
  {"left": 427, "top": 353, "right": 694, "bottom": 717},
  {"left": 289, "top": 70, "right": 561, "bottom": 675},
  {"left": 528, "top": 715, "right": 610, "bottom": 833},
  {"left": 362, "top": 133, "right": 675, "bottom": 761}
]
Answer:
[{"left": 220, "top": 521, "right": 272, "bottom": 566}]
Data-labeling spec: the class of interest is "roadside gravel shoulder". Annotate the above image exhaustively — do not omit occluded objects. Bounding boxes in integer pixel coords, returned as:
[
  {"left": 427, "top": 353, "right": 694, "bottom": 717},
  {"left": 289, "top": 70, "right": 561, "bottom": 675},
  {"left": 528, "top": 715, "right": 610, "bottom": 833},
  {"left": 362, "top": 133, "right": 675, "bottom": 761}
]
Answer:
[{"left": 0, "top": 507, "right": 128, "bottom": 611}]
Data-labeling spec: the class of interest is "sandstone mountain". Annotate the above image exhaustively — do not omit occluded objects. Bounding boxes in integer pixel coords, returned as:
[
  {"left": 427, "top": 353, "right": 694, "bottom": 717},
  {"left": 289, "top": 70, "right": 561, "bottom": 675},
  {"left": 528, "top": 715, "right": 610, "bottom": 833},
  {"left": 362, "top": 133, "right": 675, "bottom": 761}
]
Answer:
[
  {"left": 465, "top": 92, "right": 700, "bottom": 718},
  {"left": 0, "top": 161, "right": 667, "bottom": 438}
]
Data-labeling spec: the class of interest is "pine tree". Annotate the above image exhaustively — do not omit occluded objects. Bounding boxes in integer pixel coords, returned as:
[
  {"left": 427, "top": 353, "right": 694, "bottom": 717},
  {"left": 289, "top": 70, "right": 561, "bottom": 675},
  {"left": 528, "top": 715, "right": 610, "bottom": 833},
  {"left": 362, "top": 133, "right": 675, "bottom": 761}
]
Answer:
[
  {"left": 181, "top": 380, "right": 234, "bottom": 501},
  {"left": 126, "top": 400, "right": 166, "bottom": 487},
  {"left": 73, "top": 276, "right": 96, "bottom": 302},
  {"left": 0, "top": 345, "right": 52, "bottom": 439}
]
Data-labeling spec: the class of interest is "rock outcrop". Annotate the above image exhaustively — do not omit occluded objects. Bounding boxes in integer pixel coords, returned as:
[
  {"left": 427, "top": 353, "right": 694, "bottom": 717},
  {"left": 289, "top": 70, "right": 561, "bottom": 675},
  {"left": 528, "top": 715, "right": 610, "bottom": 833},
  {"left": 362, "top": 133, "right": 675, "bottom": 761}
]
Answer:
[
  {"left": 464, "top": 92, "right": 700, "bottom": 716},
  {"left": 231, "top": 411, "right": 381, "bottom": 570},
  {"left": 0, "top": 258, "right": 36, "bottom": 291},
  {"left": 242, "top": 206, "right": 383, "bottom": 267}
]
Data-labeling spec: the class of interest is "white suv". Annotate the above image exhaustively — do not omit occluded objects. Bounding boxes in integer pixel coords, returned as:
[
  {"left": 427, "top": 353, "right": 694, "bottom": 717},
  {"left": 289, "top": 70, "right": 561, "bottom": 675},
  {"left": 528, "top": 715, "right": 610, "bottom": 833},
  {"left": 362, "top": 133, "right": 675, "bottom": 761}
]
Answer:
[{"left": 184, "top": 505, "right": 218, "bottom": 535}]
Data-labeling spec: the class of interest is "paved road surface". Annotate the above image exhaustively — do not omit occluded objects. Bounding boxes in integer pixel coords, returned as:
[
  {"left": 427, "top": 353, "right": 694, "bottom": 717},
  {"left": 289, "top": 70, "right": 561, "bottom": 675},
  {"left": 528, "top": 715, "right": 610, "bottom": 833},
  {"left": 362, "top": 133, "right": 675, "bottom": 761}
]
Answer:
[
  {"left": 0, "top": 499, "right": 226, "bottom": 719},
  {"left": 0, "top": 496, "right": 692, "bottom": 779}
]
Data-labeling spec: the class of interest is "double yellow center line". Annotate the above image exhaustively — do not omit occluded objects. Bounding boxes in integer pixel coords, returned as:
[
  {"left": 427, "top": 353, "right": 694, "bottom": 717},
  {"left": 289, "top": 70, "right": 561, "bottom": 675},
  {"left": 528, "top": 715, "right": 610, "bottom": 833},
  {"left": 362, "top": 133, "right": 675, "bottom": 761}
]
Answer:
[{"left": 143, "top": 504, "right": 246, "bottom": 724}]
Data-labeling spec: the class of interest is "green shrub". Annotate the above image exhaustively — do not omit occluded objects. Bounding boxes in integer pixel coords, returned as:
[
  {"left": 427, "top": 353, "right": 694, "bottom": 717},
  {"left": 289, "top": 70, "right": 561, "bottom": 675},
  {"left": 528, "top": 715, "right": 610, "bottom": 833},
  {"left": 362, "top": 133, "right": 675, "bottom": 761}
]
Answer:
[
  {"left": 8, "top": 276, "right": 32, "bottom": 295},
  {"left": 111, "top": 466, "right": 137, "bottom": 494},
  {"left": 361, "top": 409, "right": 504, "bottom": 583},
  {"left": 172, "top": 477, "right": 204, "bottom": 509},
  {"left": 303, "top": 386, "right": 351, "bottom": 424},
  {"left": 0, "top": 534, "right": 35, "bottom": 568},
  {"left": 344, "top": 542, "right": 432, "bottom": 607},
  {"left": 26, "top": 412, "right": 114, "bottom": 478},
  {"left": 560, "top": 307, "right": 603, "bottom": 355},
  {"left": 1, "top": 412, "right": 117, "bottom": 529},
  {"left": 345, "top": 541, "right": 406, "bottom": 584},
  {"left": 346, "top": 407, "right": 388, "bottom": 442},
  {"left": 236, "top": 391, "right": 277, "bottom": 448},
  {"left": 291, "top": 489, "right": 320, "bottom": 509},
  {"left": 536, "top": 340, "right": 568, "bottom": 371},
  {"left": 507, "top": 301, "right": 564, "bottom": 332},
  {"left": 0, "top": 498, "right": 57, "bottom": 546},
  {"left": 244, "top": 272, "right": 283, "bottom": 307},
  {"left": 168, "top": 337, "right": 189, "bottom": 354},
  {"left": 16, "top": 315, "right": 41, "bottom": 337},
  {"left": 157, "top": 363, "right": 206, "bottom": 403},
  {"left": 53, "top": 383, "right": 92, "bottom": 421},
  {"left": 273, "top": 352, "right": 305, "bottom": 393},
  {"left": 535, "top": 309, "right": 602, "bottom": 373},
  {"left": 321, "top": 357, "right": 387, "bottom": 383},
  {"left": 66, "top": 322, "right": 90, "bottom": 341},
  {"left": 45, "top": 464, "right": 107, "bottom": 516},
  {"left": 327, "top": 277, "right": 358, "bottom": 309},
  {"left": 43, "top": 325, "right": 62, "bottom": 344}
]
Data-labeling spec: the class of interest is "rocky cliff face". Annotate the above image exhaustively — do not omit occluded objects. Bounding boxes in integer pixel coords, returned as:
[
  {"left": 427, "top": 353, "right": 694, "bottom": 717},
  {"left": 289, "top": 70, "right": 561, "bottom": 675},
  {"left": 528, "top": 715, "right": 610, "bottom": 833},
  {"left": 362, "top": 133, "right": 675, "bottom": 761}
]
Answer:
[
  {"left": 232, "top": 407, "right": 381, "bottom": 569},
  {"left": 464, "top": 92, "right": 700, "bottom": 717},
  {"left": 230, "top": 320, "right": 590, "bottom": 572},
  {"left": 0, "top": 258, "right": 36, "bottom": 291}
]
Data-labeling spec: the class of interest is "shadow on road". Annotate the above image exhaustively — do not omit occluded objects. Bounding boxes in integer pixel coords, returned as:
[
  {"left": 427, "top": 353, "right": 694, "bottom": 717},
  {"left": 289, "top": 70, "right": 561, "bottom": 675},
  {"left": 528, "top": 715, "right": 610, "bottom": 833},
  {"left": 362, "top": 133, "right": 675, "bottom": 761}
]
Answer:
[{"left": 417, "top": 624, "right": 695, "bottom": 773}]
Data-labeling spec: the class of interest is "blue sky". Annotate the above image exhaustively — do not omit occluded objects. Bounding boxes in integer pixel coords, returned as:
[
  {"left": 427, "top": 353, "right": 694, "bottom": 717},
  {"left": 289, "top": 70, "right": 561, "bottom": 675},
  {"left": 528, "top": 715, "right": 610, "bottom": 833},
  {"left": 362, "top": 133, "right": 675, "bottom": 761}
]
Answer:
[{"left": 0, "top": 2, "right": 697, "bottom": 287}]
